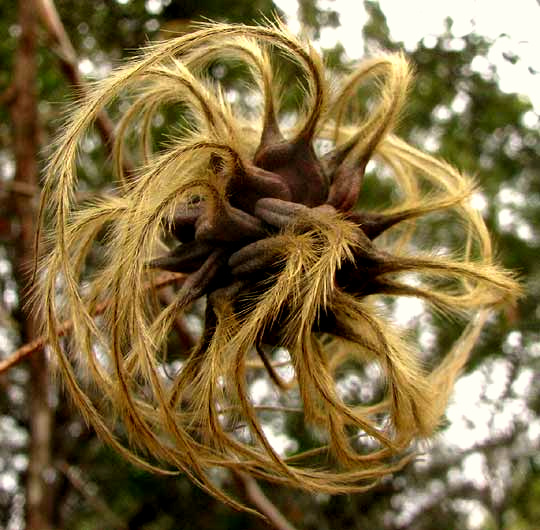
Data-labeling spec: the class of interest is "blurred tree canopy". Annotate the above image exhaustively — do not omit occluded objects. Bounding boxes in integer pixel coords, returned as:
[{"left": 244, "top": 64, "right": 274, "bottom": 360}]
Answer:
[{"left": 0, "top": 1, "right": 538, "bottom": 529}]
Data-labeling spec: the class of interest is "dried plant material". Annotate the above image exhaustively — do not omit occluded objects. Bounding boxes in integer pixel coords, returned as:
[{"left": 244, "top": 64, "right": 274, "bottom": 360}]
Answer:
[{"left": 36, "top": 22, "right": 520, "bottom": 509}]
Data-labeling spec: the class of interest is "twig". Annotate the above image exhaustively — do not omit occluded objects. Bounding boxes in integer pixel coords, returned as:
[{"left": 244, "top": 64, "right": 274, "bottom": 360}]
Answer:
[
  {"left": 35, "top": 0, "right": 119, "bottom": 153},
  {"left": 0, "top": 272, "right": 185, "bottom": 375},
  {"left": 0, "top": 180, "right": 41, "bottom": 197},
  {"left": 233, "top": 471, "right": 297, "bottom": 530},
  {"left": 56, "top": 460, "right": 128, "bottom": 530},
  {"left": 0, "top": 180, "right": 102, "bottom": 202}
]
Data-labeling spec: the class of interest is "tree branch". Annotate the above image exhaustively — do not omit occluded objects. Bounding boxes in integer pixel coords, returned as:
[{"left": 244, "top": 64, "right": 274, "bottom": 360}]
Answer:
[
  {"left": 232, "top": 471, "right": 297, "bottom": 530},
  {"left": 56, "top": 460, "right": 128, "bottom": 530},
  {"left": 0, "top": 180, "right": 41, "bottom": 197},
  {"left": 35, "top": 0, "right": 118, "bottom": 151},
  {"left": 0, "top": 272, "right": 185, "bottom": 375},
  {"left": 10, "top": 1, "right": 51, "bottom": 527}
]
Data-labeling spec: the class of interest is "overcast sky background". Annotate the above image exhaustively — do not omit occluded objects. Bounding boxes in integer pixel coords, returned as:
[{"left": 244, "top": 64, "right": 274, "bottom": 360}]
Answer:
[{"left": 276, "top": 0, "right": 540, "bottom": 115}]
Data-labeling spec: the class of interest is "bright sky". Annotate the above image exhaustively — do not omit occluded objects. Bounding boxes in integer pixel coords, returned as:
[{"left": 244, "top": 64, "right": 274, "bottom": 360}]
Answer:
[{"left": 275, "top": 0, "right": 540, "bottom": 112}]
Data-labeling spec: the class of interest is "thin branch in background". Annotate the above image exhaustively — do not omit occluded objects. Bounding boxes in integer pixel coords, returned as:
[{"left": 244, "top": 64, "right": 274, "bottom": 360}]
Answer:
[
  {"left": 233, "top": 471, "right": 297, "bottom": 530},
  {"left": 0, "top": 272, "right": 185, "bottom": 375},
  {"left": 35, "top": 0, "right": 119, "bottom": 153},
  {"left": 0, "top": 317, "right": 72, "bottom": 375},
  {"left": 0, "top": 180, "right": 41, "bottom": 197},
  {"left": 56, "top": 460, "right": 128, "bottom": 530},
  {"left": 0, "top": 181, "right": 103, "bottom": 204}
]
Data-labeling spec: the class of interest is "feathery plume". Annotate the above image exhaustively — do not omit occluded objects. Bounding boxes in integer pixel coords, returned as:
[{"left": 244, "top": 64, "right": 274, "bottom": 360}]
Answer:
[{"left": 36, "top": 21, "right": 520, "bottom": 509}]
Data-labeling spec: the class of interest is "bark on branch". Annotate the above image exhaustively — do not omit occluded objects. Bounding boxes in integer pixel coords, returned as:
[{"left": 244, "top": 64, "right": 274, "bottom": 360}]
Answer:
[
  {"left": 233, "top": 471, "right": 297, "bottom": 530},
  {"left": 35, "top": 0, "right": 117, "bottom": 151},
  {"left": 10, "top": 1, "right": 51, "bottom": 528}
]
